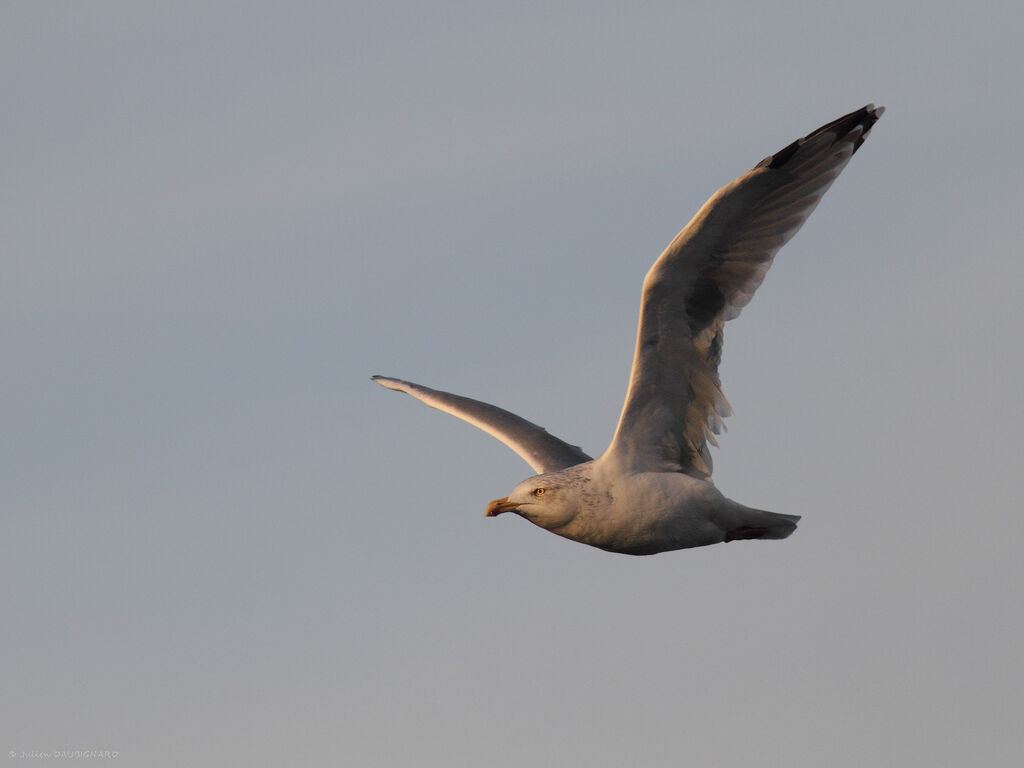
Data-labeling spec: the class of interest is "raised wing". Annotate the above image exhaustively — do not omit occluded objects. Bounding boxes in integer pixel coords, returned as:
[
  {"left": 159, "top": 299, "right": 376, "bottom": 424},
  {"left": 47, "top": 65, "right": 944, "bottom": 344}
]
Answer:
[
  {"left": 372, "top": 375, "right": 591, "bottom": 473},
  {"left": 604, "top": 105, "right": 884, "bottom": 479}
]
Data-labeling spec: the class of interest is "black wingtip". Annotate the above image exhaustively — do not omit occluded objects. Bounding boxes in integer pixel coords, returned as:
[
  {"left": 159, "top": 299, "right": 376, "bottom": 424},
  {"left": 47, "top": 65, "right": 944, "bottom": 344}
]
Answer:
[{"left": 758, "top": 104, "right": 885, "bottom": 170}]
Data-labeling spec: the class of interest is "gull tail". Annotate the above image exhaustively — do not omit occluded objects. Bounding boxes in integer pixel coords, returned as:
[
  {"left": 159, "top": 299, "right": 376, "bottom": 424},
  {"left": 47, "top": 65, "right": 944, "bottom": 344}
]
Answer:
[{"left": 724, "top": 509, "right": 800, "bottom": 542}]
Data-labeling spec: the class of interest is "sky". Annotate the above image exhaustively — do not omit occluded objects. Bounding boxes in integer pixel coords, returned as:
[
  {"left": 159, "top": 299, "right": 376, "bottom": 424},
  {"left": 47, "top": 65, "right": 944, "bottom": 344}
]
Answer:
[{"left": 3, "top": 1, "right": 1023, "bottom": 766}]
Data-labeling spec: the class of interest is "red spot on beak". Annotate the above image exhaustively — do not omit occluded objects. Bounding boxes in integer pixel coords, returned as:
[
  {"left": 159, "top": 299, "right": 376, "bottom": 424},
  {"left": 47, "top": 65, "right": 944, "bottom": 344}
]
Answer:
[{"left": 485, "top": 497, "right": 520, "bottom": 517}]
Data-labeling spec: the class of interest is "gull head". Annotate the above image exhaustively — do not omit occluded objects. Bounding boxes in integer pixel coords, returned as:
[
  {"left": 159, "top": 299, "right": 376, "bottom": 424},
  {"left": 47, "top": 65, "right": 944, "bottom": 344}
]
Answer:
[{"left": 484, "top": 465, "right": 592, "bottom": 533}]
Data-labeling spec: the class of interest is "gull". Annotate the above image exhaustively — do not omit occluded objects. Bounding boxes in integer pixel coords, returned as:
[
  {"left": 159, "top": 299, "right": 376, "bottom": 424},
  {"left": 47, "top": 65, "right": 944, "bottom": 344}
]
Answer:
[{"left": 374, "top": 105, "right": 883, "bottom": 555}]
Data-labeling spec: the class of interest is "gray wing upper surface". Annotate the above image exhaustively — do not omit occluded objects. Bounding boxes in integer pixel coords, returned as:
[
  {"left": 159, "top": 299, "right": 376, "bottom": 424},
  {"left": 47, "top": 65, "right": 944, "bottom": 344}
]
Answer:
[
  {"left": 372, "top": 376, "right": 592, "bottom": 474},
  {"left": 605, "top": 105, "right": 884, "bottom": 479}
]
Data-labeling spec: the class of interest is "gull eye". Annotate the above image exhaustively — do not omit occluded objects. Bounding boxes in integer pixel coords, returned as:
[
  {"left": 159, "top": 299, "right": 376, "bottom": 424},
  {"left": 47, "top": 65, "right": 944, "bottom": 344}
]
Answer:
[{"left": 532, "top": 487, "right": 545, "bottom": 497}]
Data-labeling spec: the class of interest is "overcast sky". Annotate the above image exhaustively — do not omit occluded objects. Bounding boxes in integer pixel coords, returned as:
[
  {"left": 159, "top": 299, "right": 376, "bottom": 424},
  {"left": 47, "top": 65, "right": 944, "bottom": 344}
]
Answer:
[{"left": 4, "top": 2, "right": 1023, "bottom": 766}]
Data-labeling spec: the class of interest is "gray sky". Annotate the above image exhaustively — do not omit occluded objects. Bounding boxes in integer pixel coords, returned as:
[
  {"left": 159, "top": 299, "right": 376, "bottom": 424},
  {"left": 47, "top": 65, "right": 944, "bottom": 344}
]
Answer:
[{"left": 4, "top": 2, "right": 1023, "bottom": 766}]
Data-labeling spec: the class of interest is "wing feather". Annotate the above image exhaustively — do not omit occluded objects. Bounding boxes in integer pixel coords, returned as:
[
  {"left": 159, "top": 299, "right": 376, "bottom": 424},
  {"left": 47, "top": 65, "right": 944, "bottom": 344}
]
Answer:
[
  {"left": 603, "top": 105, "right": 883, "bottom": 478},
  {"left": 372, "top": 376, "right": 591, "bottom": 473}
]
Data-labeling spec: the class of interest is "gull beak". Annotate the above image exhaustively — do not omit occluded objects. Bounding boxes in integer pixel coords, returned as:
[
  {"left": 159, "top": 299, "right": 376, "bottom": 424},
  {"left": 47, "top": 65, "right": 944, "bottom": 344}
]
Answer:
[{"left": 485, "top": 497, "right": 521, "bottom": 517}]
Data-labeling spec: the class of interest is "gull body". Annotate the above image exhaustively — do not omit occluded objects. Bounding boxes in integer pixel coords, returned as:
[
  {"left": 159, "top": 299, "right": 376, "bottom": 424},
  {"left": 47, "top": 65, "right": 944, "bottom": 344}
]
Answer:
[
  {"left": 374, "top": 105, "right": 883, "bottom": 555},
  {"left": 489, "top": 462, "right": 796, "bottom": 556}
]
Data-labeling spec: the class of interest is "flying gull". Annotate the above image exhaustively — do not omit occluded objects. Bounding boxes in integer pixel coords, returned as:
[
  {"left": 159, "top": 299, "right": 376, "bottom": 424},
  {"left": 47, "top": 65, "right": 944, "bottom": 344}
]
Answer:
[{"left": 374, "top": 105, "right": 883, "bottom": 555}]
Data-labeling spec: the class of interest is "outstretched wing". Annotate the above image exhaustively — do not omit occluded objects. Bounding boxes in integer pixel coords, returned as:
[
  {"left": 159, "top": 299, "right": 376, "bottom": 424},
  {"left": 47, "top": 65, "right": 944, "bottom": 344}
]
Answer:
[
  {"left": 604, "top": 105, "right": 884, "bottom": 479},
  {"left": 373, "top": 376, "right": 592, "bottom": 473}
]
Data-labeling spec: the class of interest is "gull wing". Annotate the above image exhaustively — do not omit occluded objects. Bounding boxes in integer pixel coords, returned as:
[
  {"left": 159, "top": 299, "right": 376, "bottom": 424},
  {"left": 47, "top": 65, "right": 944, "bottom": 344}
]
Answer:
[
  {"left": 604, "top": 105, "right": 884, "bottom": 479},
  {"left": 372, "top": 375, "right": 592, "bottom": 473}
]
